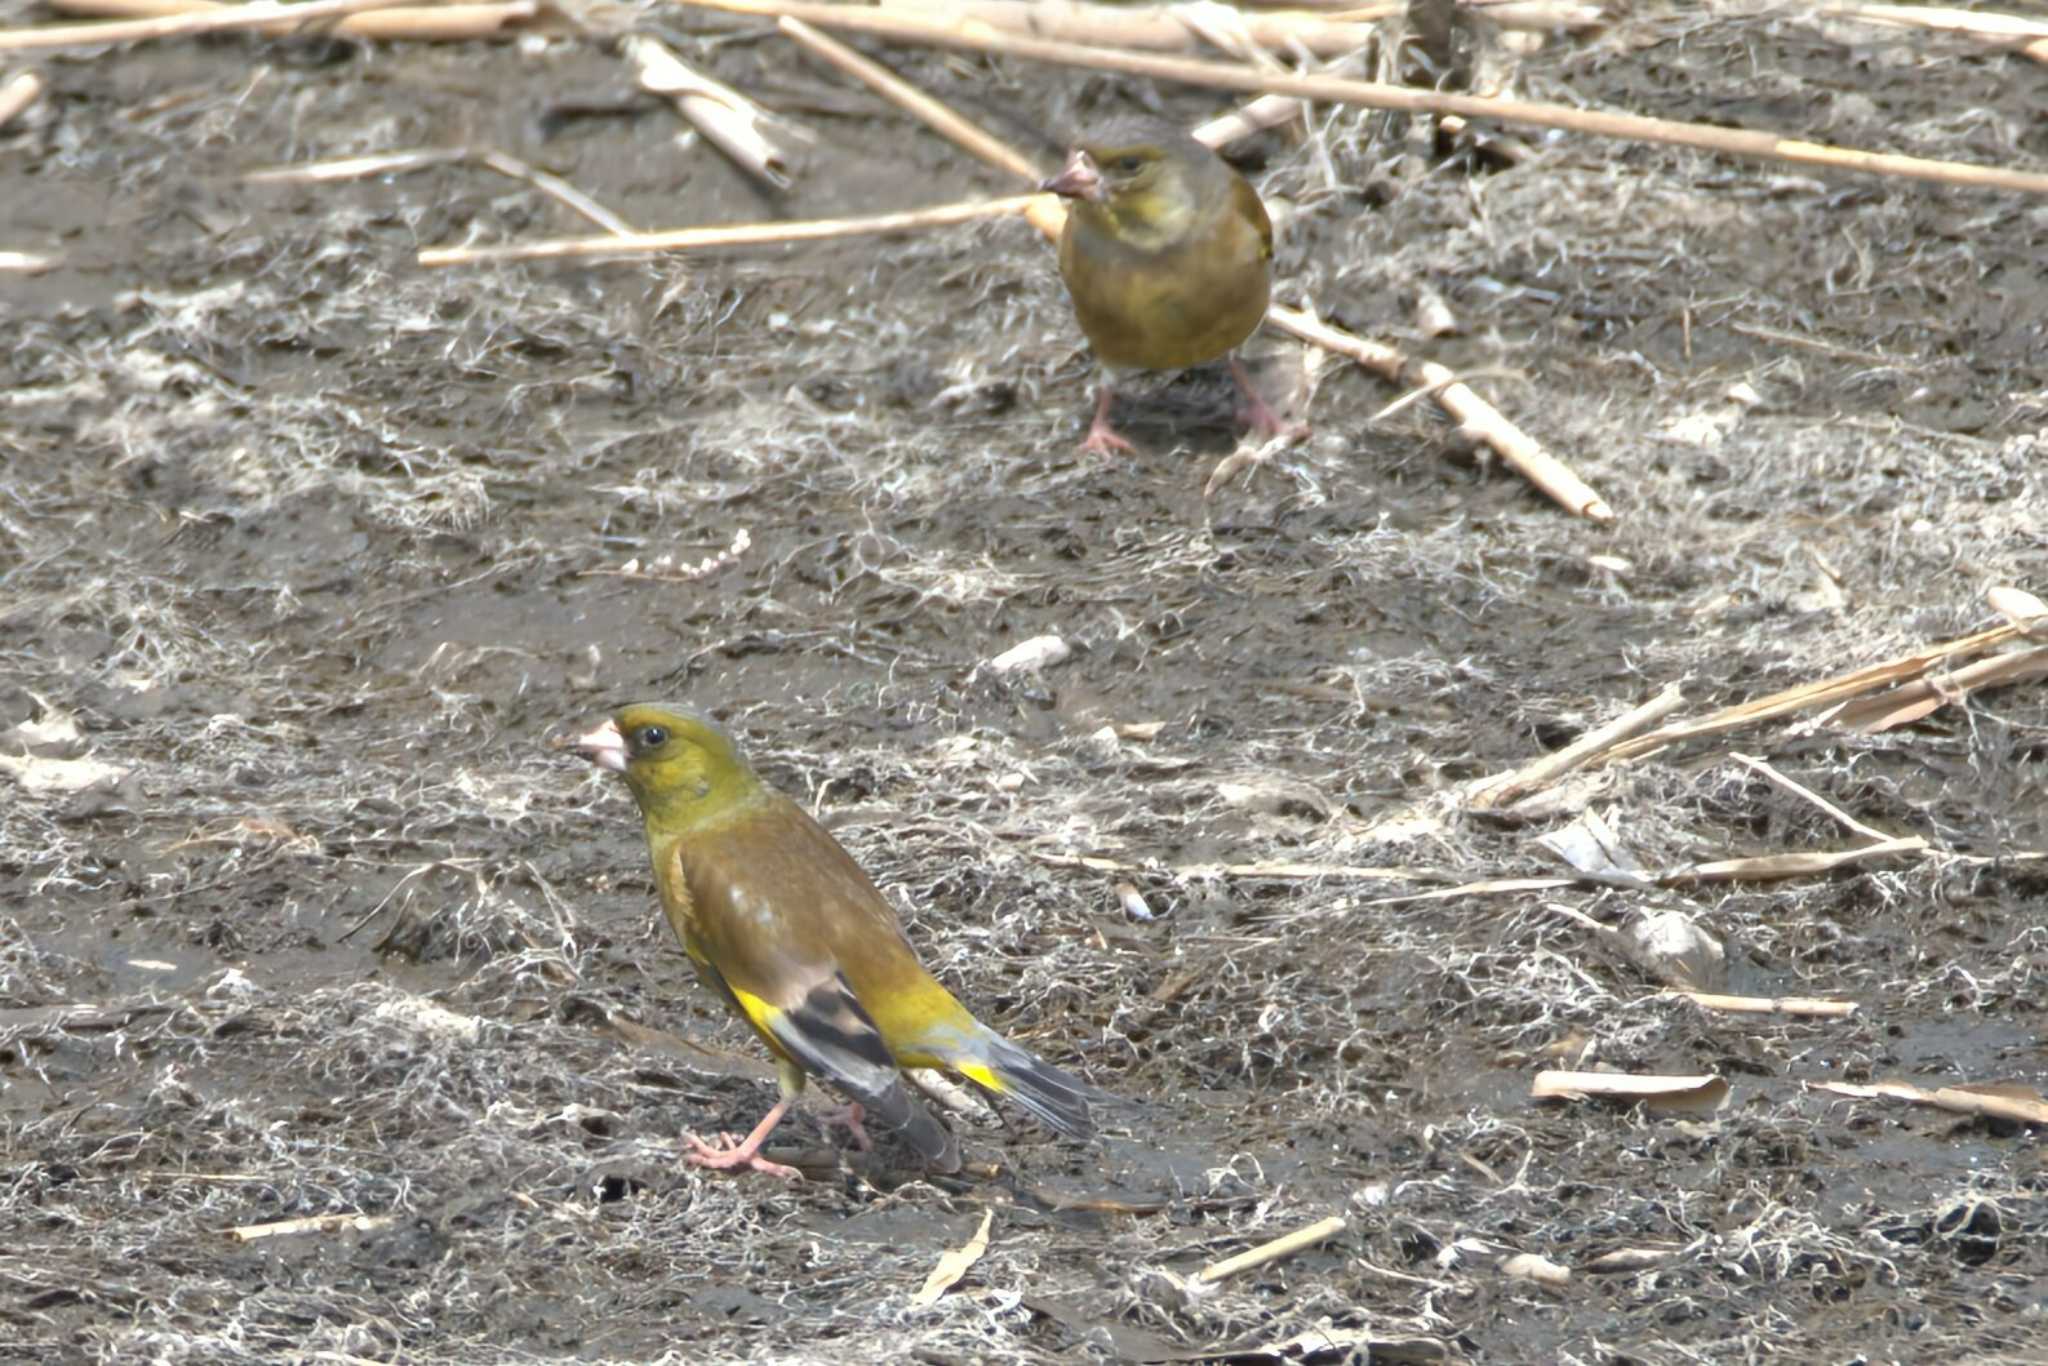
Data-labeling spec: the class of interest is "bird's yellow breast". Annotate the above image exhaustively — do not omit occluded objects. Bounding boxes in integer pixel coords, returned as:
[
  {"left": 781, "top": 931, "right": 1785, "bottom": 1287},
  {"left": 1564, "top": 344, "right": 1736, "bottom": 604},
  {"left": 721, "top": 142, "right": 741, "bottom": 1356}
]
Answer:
[{"left": 1058, "top": 182, "right": 1272, "bottom": 372}]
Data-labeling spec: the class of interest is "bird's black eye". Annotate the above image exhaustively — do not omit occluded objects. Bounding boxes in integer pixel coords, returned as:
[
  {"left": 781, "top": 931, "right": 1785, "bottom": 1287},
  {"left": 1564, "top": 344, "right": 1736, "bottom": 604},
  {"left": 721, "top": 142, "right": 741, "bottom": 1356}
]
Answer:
[{"left": 634, "top": 725, "right": 668, "bottom": 750}]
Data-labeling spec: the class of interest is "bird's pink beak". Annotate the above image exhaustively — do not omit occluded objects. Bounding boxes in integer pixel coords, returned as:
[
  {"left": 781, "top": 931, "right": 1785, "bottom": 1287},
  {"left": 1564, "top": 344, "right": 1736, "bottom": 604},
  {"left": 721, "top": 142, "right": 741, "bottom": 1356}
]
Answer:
[
  {"left": 572, "top": 718, "right": 629, "bottom": 773},
  {"left": 1040, "top": 148, "right": 1103, "bottom": 202}
]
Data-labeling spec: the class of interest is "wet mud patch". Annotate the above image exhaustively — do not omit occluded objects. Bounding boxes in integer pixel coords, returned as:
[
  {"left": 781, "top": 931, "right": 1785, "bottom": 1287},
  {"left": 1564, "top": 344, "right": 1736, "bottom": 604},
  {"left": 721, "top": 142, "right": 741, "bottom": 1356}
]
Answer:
[{"left": 4, "top": 5, "right": 2048, "bottom": 1362}]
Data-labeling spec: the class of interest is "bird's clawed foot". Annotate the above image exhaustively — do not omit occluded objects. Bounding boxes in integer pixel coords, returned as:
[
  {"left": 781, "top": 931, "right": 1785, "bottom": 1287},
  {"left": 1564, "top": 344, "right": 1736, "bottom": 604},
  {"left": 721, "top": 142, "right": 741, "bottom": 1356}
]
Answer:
[
  {"left": 1230, "top": 356, "right": 1310, "bottom": 444},
  {"left": 1078, "top": 383, "right": 1138, "bottom": 457},
  {"left": 815, "top": 1100, "right": 873, "bottom": 1153},
  {"left": 684, "top": 1129, "right": 802, "bottom": 1181}
]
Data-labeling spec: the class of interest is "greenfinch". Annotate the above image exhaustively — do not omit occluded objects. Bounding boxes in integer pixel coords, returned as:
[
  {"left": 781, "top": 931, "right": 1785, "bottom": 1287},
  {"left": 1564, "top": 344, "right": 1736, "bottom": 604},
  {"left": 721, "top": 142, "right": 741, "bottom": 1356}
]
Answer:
[
  {"left": 573, "top": 704, "right": 1101, "bottom": 1179},
  {"left": 1042, "top": 117, "right": 1289, "bottom": 455}
]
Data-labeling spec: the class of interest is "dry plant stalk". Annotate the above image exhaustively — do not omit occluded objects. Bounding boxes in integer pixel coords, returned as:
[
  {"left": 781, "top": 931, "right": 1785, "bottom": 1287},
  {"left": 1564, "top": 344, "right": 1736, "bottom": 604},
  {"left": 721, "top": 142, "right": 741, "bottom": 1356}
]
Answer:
[
  {"left": 1830, "top": 645, "right": 2048, "bottom": 733},
  {"left": 416, "top": 194, "right": 1043, "bottom": 267},
  {"left": 1664, "top": 991, "right": 1857, "bottom": 1019},
  {"left": 1196, "top": 1215, "right": 1347, "bottom": 1284},
  {"left": 45, "top": 0, "right": 535, "bottom": 40},
  {"left": 878, "top": 0, "right": 1381, "bottom": 56},
  {"left": 0, "top": 69, "right": 42, "bottom": 129},
  {"left": 1266, "top": 304, "right": 1611, "bottom": 520},
  {"left": 624, "top": 33, "right": 794, "bottom": 190},
  {"left": 1811, "top": 1079, "right": 2048, "bottom": 1126},
  {"left": 1469, "top": 681, "right": 1685, "bottom": 808},
  {"left": 1532, "top": 1070, "right": 1730, "bottom": 1114},
  {"left": 673, "top": 0, "right": 2048, "bottom": 197},
  {"left": 1821, "top": 2, "right": 2048, "bottom": 63},
  {"left": 776, "top": 14, "right": 1607, "bottom": 520},
  {"left": 1601, "top": 623, "right": 2027, "bottom": 764},
  {"left": 1671, "top": 835, "right": 1928, "bottom": 884},
  {"left": 910, "top": 1209, "right": 994, "bottom": 1306},
  {"left": 226, "top": 1212, "right": 397, "bottom": 1242},
  {"left": 0, "top": 0, "right": 428, "bottom": 51},
  {"left": 249, "top": 147, "right": 634, "bottom": 235}
]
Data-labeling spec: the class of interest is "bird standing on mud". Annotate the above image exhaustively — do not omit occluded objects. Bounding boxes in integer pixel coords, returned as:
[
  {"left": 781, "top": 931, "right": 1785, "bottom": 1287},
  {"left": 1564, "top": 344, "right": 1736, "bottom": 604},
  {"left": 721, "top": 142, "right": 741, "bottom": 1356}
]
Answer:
[
  {"left": 1041, "top": 117, "right": 1293, "bottom": 455},
  {"left": 572, "top": 703, "right": 1102, "bottom": 1179}
]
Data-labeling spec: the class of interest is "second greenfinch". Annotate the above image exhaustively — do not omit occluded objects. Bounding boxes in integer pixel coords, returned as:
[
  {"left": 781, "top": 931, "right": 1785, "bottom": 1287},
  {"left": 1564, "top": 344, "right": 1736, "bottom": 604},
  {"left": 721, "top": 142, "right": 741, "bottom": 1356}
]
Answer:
[
  {"left": 1042, "top": 117, "right": 1289, "bottom": 455},
  {"left": 573, "top": 704, "right": 1102, "bottom": 1179}
]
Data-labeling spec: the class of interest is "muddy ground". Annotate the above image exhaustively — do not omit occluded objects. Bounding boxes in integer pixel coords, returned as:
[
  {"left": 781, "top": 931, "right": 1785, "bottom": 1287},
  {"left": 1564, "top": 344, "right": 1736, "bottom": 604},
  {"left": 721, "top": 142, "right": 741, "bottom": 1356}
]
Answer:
[{"left": 4, "top": 3, "right": 2047, "bottom": 1362}]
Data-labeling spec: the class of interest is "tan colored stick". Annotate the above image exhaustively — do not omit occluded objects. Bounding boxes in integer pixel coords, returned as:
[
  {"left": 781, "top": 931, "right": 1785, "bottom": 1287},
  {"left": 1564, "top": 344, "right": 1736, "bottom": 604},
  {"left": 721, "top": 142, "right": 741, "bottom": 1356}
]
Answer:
[
  {"left": 778, "top": 15, "right": 1061, "bottom": 232},
  {"left": 1469, "top": 681, "right": 1686, "bottom": 809},
  {"left": 1822, "top": 2, "right": 2048, "bottom": 62},
  {"left": 0, "top": 0, "right": 431, "bottom": 50},
  {"left": 416, "top": 193, "right": 1042, "bottom": 267},
  {"left": 46, "top": 0, "right": 533, "bottom": 39},
  {"left": 0, "top": 69, "right": 42, "bottom": 130},
  {"left": 1599, "top": 624, "right": 2023, "bottom": 765},
  {"left": 1271, "top": 304, "right": 1612, "bottom": 521},
  {"left": 250, "top": 147, "right": 635, "bottom": 236},
  {"left": 678, "top": 0, "right": 2048, "bottom": 197},
  {"left": 1662, "top": 991, "right": 1858, "bottom": 1019},
  {"left": 877, "top": 0, "right": 1379, "bottom": 57},
  {"left": 1196, "top": 1216, "right": 1347, "bottom": 1284}
]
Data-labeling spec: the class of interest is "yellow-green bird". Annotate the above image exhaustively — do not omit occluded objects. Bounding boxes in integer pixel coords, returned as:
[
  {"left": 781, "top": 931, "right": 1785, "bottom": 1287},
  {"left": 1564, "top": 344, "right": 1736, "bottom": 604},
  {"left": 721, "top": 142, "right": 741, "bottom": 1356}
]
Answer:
[
  {"left": 1041, "top": 117, "right": 1290, "bottom": 455},
  {"left": 573, "top": 703, "right": 1101, "bottom": 1179}
]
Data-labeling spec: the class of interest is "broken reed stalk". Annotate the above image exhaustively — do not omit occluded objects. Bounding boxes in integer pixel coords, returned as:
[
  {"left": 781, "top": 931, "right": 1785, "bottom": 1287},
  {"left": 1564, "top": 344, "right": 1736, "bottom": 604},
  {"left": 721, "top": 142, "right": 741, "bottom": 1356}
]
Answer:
[
  {"left": 778, "top": 14, "right": 1610, "bottom": 519},
  {"left": 1469, "top": 682, "right": 1687, "bottom": 808},
  {"left": 43, "top": 0, "right": 535, "bottom": 40},
  {"left": 1196, "top": 1215, "right": 1347, "bottom": 1284},
  {"left": 674, "top": 0, "right": 2048, "bottom": 197},
  {"left": 1599, "top": 623, "right": 2025, "bottom": 765},
  {"left": 251, "top": 147, "right": 635, "bottom": 235},
  {"left": 1727, "top": 752, "right": 1891, "bottom": 845},
  {"left": 0, "top": 0, "right": 424, "bottom": 50},
  {"left": 1664, "top": 991, "right": 1857, "bottom": 1019},
  {"left": 1821, "top": 2, "right": 2048, "bottom": 62},
  {"left": 874, "top": 0, "right": 1382, "bottom": 57},
  {"left": 0, "top": 69, "right": 42, "bottom": 129},
  {"left": 415, "top": 194, "right": 1042, "bottom": 267}
]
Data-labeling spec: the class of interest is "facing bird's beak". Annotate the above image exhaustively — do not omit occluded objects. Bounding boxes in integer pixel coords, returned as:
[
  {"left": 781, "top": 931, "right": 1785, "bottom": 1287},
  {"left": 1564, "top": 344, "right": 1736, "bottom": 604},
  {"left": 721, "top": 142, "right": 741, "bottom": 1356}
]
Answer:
[
  {"left": 1040, "top": 148, "right": 1103, "bottom": 202},
  {"left": 571, "top": 718, "right": 629, "bottom": 773}
]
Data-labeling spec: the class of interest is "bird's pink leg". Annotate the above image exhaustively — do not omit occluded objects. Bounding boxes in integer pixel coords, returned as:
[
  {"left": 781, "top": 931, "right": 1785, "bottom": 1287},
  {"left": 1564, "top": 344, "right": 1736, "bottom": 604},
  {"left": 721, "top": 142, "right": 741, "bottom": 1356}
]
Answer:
[
  {"left": 684, "top": 1099, "right": 801, "bottom": 1180},
  {"left": 813, "top": 1101, "right": 873, "bottom": 1153},
  {"left": 1080, "top": 382, "right": 1137, "bottom": 456},
  {"left": 1230, "top": 356, "right": 1308, "bottom": 441}
]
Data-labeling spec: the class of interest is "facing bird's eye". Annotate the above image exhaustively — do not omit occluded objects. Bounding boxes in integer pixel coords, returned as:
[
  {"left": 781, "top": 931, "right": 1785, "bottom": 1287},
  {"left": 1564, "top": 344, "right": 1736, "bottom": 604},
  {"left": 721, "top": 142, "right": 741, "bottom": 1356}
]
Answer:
[
  {"left": 634, "top": 725, "right": 669, "bottom": 750},
  {"left": 1112, "top": 154, "right": 1145, "bottom": 174}
]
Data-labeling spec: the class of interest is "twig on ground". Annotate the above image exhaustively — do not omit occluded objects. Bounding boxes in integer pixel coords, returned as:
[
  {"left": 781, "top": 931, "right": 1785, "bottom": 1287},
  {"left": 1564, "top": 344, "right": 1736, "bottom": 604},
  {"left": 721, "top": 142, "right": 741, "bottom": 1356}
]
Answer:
[
  {"left": 226, "top": 1212, "right": 396, "bottom": 1242},
  {"left": 47, "top": 0, "right": 535, "bottom": 40},
  {"left": 674, "top": 0, "right": 2048, "bottom": 197},
  {"left": 874, "top": 0, "right": 1381, "bottom": 56},
  {"left": 0, "top": 0, "right": 426, "bottom": 52},
  {"left": 417, "top": 194, "right": 1042, "bottom": 267},
  {"left": 1727, "top": 753, "right": 1891, "bottom": 845},
  {"left": 1663, "top": 991, "right": 1858, "bottom": 1019},
  {"left": 1599, "top": 624, "right": 2027, "bottom": 765},
  {"left": 1669, "top": 835, "right": 1928, "bottom": 884},
  {"left": 1196, "top": 1215, "right": 1348, "bottom": 1284},
  {"left": 248, "top": 147, "right": 635, "bottom": 235},
  {"left": 1810, "top": 1078, "right": 2048, "bottom": 1126},
  {"left": 624, "top": 33, "right": 796, "bottom": 191},
  {"left": 0, "top": 69, "right": 42, "bottom": 129},
  {"left": 1469, "top": 681, "right": 1686, "bottom": 809},
  {"left": 1819, "top": 2, "right": 2048, "bottom": 63}
]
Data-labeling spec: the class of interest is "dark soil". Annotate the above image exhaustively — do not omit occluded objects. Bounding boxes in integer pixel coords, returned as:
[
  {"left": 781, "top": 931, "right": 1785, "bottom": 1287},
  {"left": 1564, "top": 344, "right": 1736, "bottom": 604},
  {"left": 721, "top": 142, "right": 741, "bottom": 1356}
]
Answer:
[{"left": 4, "top": 5, "right": 2047, "bottom": 1362}]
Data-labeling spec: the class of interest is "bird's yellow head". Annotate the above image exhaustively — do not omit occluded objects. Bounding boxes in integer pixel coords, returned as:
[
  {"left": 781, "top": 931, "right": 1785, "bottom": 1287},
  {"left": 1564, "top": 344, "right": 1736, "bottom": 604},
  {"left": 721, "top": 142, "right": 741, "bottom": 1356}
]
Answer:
[
  {"left": 571, "top": 703, "right": 762, "bottom": 835},
  {"left": 1041, "top": 121, "right": 1221, "bottom": 253}
]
